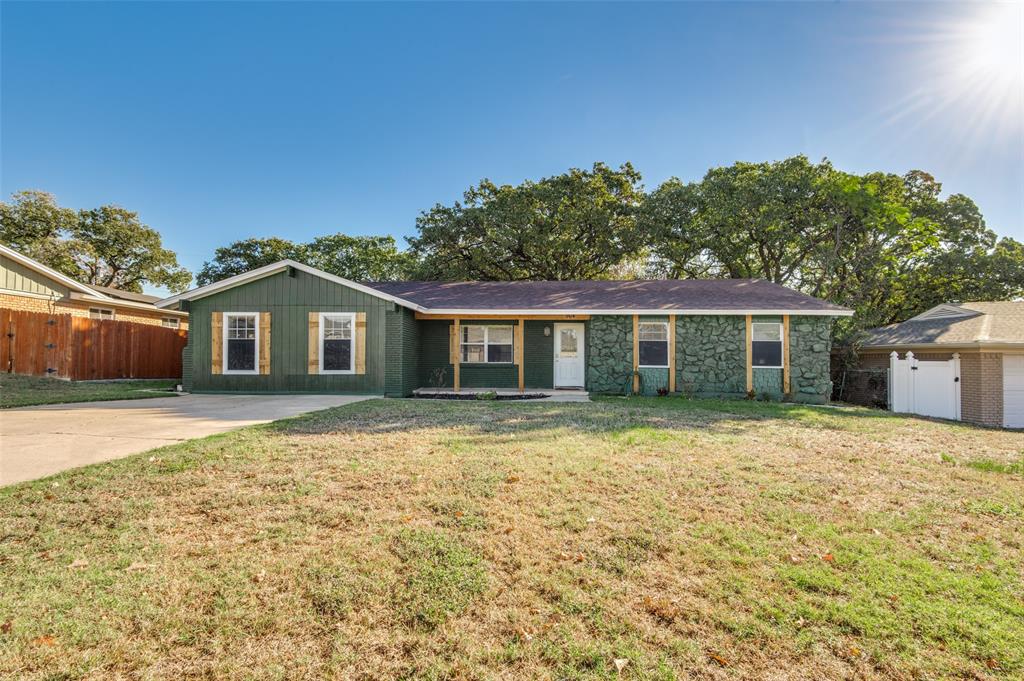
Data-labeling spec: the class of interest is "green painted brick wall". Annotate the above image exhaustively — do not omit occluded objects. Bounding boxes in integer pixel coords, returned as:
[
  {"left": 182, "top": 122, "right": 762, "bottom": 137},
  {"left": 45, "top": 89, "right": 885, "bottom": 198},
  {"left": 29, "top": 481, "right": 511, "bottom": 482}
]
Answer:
[
  {"left": 186, "top": 269, "right": 388, "bottom": 393},
  {"left": 384, "top": 306, "right": 419, "bottom": 397},
  {"left": 523, "top": 321, "right": 554, "bottom": 389}
]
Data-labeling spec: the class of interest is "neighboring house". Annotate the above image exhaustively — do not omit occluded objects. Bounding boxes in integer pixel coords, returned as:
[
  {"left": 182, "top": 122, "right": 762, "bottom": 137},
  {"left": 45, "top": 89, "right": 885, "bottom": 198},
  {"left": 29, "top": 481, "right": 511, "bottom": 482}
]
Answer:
[
  {"left": 156, "top": 259, "right": 851, "bottom": 402},
  {"left": 0, "top": 243, "right": 188, "bottom": 328},
  {"left": 856, "top": 302, "right": 1024, "bottom": 428}
]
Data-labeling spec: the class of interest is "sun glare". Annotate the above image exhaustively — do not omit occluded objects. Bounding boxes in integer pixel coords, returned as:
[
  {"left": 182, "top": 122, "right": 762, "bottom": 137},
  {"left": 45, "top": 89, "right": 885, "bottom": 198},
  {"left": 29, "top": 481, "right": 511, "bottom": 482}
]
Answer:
[{"left": 881, "top": 3, "right": 1024, "bottom": 149}]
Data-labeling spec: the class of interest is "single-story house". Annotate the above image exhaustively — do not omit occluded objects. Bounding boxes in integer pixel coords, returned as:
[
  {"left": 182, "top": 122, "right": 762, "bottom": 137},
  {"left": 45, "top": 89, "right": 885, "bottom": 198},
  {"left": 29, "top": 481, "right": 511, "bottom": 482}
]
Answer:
[
  {"left": 0, "top": 243, "right": 188, "bottom": 328},
  {"left": 855, "top": 302, "right": 1024, "bottom": 428},
  {"left": 156, "top": 259, "right": 851, "bottom": 402}
]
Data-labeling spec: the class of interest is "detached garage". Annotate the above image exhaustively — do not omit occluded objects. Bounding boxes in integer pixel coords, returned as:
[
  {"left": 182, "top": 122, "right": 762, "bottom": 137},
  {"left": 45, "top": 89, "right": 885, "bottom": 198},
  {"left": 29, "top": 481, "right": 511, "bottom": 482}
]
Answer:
[{"left": 856, "top": 302, "right": 1024, "bottom": 429}]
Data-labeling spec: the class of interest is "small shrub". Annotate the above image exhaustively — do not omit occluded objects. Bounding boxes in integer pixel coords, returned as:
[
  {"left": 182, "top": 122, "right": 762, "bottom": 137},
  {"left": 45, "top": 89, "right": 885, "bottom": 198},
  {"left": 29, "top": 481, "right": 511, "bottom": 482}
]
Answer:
[
  {"left": 475, "top": 391, "right": 498, "bottom": 401},
  {"left": 430, "top": 367, "right": 448, "bottom": 389},
  {"left": 940, "top": 453, "right": 956, "bottom": 465}
]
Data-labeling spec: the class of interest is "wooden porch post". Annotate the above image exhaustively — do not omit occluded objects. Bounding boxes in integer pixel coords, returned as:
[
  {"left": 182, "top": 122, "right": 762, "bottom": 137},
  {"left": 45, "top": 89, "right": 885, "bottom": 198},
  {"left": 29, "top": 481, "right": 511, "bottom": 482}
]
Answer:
[
  {"left": 632, "top": 314, "right": 640, "bottom": 394},
  {"left": 453, "top": 318, "right": 461, "bottom": 393},
  {"left": 517, "top": 319, "right": 525, "bottom": 393},
  {"left": 782, "top": 314, "right": 791, "bottom": 395},
  {"left": 668, "top": 314, "right": 676, "bottom": 393},
  {"left": 745, "top": 314, "right": 753, "bottom": 394}
]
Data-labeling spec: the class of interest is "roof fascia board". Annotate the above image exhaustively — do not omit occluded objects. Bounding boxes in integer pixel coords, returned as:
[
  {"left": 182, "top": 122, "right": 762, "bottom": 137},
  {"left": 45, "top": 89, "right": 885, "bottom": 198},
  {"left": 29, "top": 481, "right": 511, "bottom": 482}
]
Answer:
[
  {"left": 858, "top": 341, "right": 1024, "bottom": 351},
  {"left": 0, "top": 243, "right": 109, "bottom": 298},
  {"left": 419, "top": 308, "right": 853, "bottom": 316},
  {"left": 68, "top": 292, "right": 188, "bottom": 315}
]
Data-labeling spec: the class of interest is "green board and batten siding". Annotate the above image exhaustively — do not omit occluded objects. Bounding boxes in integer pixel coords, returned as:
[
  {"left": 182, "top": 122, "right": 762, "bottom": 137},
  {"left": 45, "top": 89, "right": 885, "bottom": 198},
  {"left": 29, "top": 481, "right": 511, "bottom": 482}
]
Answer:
[{"left": 185, "top": 269, "right": 390, "bottom": 394}]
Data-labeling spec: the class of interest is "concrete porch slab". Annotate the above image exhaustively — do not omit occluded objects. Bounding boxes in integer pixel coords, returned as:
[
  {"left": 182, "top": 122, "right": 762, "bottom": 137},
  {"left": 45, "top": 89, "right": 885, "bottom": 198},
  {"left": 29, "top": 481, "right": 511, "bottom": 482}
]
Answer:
[{"left": 413, "top": 388, "right": 591, "bottom": 403}]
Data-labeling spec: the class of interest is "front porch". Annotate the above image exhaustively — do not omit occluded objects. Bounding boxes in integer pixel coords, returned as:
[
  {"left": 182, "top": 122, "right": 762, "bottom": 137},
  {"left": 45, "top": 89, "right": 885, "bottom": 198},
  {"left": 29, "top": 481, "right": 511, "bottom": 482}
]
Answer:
[
  {"left": 413, "top": 387, "right": 591, "bottom": 402},
  {"left": 413, "top": 313, "right": 590, "bottom": 393}
]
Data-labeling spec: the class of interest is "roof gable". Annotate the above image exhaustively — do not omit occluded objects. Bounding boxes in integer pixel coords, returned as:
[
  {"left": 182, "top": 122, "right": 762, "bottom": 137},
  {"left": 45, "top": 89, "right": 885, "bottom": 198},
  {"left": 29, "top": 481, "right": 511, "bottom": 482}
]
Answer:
[
  {"left": 155, "top": 260, "right": 422, "bottom": 310},
  {"left": 862, "top": 301, "right": 1024, "bottom": 347},
  {"left": 0, "top": 243, "right": 109, "bottom": 299}
]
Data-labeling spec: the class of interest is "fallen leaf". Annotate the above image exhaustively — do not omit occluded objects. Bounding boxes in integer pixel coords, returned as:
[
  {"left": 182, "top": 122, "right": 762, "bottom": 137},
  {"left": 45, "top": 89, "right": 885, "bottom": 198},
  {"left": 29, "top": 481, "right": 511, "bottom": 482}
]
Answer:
[
  {"left": 787, "top": 554, "right": 802, "bottom": 564},
  {"left": 709, "top": 652, "right": 729, "bottom": 667},
  {"left": 503, "top": 526, "right": 513, "bottom": 535},
  {"left": 516, "top": 627, "right": 534, "bottom": 642},
  {"left": 613, "top": 657, "right": 629, "bottom": 672},
  {"left": 401, "top": 514, "right": 414, "bottom": 523},
  {"left": 871, "top": 528, "right": 882, "bottom": 536},
  {"left": 1, "top": 620, "right": 11, "bottom": 634},
  {"left": 69, "top": 559, "right": 89, "bottom": 570},
  {"left": 506, "top": 475, "right": 520, "bottom": 483},
  {"left": 986, "top": 658, "right": 1000, "bottom": 670},
  {"left": 643, "top": 595, "right": 681, "bottom": 622},
  {"left": 849, "top": 646, "right": 861, "bottom": 657},
  {"left": 251, "top": 570, "right": 266, "bottom": 584},
  {"left": 822, "top": 553, "right": 836, "bottom": 564},
  {"left": 33, "top": 635, "right": 55, "bottom": 646},
  {"left": 454, "top": 511, "right": 464, "bottom": 518}
]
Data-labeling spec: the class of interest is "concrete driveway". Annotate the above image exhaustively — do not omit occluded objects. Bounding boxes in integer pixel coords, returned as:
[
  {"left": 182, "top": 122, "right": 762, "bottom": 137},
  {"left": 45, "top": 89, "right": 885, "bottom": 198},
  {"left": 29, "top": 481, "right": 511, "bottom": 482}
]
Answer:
[{"left": 0, "top": 394, "right": 375, "bottom": 486}]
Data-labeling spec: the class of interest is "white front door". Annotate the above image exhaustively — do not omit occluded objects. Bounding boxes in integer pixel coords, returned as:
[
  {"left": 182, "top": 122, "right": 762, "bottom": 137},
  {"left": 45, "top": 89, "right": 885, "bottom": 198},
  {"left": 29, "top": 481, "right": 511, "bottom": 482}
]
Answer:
[{"left": 554, "top": 323, "right": 585, "bottom": 388}]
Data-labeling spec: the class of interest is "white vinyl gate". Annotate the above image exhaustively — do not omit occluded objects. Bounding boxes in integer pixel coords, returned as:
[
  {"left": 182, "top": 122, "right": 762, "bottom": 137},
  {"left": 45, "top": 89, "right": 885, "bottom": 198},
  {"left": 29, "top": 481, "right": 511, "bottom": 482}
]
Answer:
[{"left": 889, "top": 351, "right": 961, "bottom": 421}]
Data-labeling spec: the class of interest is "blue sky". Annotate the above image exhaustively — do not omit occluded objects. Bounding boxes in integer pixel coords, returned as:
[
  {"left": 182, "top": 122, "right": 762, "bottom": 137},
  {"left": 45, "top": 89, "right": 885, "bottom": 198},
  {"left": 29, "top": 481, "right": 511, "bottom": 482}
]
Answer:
[{"left": 2, "top": 1, "right": 1022, "bottom": 293}]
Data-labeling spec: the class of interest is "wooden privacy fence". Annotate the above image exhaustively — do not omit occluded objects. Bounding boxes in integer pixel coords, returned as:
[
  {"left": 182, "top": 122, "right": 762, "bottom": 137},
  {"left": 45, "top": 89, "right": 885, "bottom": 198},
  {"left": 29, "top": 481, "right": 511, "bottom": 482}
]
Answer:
[{"left": 1, "top": 309, "right": 187, "bottom": 380}]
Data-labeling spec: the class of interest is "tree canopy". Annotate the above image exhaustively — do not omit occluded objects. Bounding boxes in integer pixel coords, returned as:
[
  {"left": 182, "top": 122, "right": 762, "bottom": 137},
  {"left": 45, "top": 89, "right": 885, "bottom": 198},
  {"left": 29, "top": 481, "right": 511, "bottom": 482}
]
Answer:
[
  {"left": 196, "top": 234, "right": 415, "bottom": 286},
  {"left": 640, "top": 156, "right": 1024, "bottom": 335},
  {"left": 408, "top": 162, "right": 646, "bottom": 280},
  {"left": 0, "top": 190, "right": 191, "bottom": 293}
]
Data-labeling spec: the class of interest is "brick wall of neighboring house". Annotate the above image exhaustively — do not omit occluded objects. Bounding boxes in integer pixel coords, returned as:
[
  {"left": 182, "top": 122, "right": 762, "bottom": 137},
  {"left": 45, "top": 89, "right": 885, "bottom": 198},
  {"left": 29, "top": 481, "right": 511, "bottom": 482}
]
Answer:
[
  {"left": 0, "top": 292, "right": 187, "bottom": 329},
  {"left": 960, "top": 352, "right": 1003, "bottom": 427}
]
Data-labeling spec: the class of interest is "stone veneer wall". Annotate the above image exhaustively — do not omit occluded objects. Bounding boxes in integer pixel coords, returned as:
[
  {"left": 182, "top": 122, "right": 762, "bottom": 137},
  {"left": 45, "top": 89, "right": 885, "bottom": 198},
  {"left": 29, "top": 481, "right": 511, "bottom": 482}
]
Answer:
[
  {"left": 676, "top": 315, "right": 746, "bottom": 396},
  {"left": 587, "top": 315, "right": 633, "bottom": 393},
  {"left": 788, "top": 316, "right": 833, "bottom": 403}
]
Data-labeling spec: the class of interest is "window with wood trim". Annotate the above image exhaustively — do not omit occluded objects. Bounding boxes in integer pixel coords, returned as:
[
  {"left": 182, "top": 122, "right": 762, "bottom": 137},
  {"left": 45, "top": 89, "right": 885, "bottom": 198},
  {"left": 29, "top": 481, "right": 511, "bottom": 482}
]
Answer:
[
  {"left": 320, "top": 312, "right": 355, "bottom": 373},
  {"left": 89, "top": 307, "right": 115, "bottom": 320},
  {"left": 460, "top": 325, "right": 513, "bottom": 363},
  {"left": 224, "top": 313, "right": 259, "bottom": 374},
  {"left": 638, "top": 321, "right": 669, "bottom": 367},
  {"left": 751, "top": 322, "right": 783, "bottom": 368},
  {"left": 161, "top": 317, "right": 180, "bottom": 329}
]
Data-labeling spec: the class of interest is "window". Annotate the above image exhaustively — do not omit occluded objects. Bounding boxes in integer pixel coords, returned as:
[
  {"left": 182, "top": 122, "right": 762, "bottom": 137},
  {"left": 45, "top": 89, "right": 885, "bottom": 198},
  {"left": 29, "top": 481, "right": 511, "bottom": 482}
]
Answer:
[
  {"left": 752, "top": 322, "right": 783, "bottom": 368},
  {"left": 224, "top": 313, "right": 258, "bottom": 374},
  {"left": 638, "top": 321, "right": 669, "bottom": 367},
  {"left": 320, "top": 313, "right": 354, "bottom": 373},
  {"left": 89, "top": 307, "right": 114, "bottom": 320},
  {"left": 161, "top": 317, "right": 180, "bottom": 329},
  {"left": 461, "top": 325, "right": 513, "bottom": 363}
]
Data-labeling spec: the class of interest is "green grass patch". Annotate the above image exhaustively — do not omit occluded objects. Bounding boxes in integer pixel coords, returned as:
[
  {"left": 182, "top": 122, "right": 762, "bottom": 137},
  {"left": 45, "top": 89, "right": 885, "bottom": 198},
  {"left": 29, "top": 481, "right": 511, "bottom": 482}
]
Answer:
[
  {"left": 391, "top": 528, "right": 487, "bottom": 629},
  {"left": 0, "top": 373, "right": 176, "bottom": 408}
]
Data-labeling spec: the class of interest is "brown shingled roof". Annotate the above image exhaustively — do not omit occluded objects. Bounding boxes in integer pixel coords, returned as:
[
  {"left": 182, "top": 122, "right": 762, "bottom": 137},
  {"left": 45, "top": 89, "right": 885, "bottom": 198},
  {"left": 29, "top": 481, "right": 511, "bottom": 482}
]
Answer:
[
  {"left": 364, "top": 279, "right": 851, "bottom": 314},
  {"left": 860, "top": 301, "right": 1024, "bottom": 348}
]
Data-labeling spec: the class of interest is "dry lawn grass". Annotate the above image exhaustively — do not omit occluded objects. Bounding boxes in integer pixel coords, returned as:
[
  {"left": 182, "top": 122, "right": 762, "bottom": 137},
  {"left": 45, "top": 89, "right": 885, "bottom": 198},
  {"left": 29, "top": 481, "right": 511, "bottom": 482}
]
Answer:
[{"left": 1, "top": 397, "right": 1022, "bottom": 680}]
